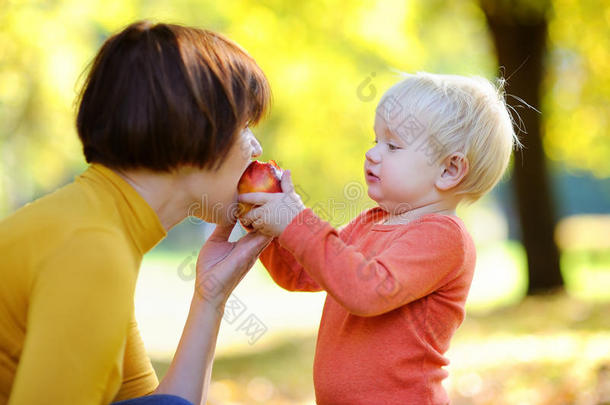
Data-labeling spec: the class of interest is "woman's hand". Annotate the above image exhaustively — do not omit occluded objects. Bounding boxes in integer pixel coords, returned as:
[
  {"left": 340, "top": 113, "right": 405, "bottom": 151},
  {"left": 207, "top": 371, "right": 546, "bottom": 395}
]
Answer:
[
  {"left": 154, "top": 223, "right": 270, "bottom": 404},
  {"left": 238, "top": 170, "right": 306, "bottom": 237},
  {"left": 194, "top": 221, "right": 272, "bottom": 306}
]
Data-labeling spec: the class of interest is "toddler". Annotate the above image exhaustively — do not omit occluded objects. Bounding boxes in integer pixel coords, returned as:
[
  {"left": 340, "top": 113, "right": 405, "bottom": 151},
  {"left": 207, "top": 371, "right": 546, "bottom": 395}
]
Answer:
[{"left": 238, "top": 72, "right": 520, "bottom": 404}]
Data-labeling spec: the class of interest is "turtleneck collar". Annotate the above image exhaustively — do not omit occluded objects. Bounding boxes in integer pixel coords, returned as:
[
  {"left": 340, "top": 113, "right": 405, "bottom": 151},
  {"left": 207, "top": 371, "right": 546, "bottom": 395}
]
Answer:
[{"left": 79, "top": 163, "right": 167, "bottom": 255}]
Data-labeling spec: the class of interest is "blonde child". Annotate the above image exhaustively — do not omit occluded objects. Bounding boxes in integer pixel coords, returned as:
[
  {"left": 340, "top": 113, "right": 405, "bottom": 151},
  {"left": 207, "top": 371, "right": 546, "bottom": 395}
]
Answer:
[{"left": 238, "top": 72, "right": 520, "bottom": 404}]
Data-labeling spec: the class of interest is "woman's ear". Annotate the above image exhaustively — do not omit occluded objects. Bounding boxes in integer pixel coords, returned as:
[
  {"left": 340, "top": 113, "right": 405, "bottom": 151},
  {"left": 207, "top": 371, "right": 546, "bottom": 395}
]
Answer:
[{"left": 435, "top": 152, "right": 469, "bottom": 191}]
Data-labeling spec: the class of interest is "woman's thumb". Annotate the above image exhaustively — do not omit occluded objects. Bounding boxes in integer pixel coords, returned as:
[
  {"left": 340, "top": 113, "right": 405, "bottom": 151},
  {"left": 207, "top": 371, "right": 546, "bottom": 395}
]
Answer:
[
  {"left": 241, "top": 231, "right": 272, "bottom": 252},
  {"left": 229, "top": 231, "right": 272, "bottom": 267}
]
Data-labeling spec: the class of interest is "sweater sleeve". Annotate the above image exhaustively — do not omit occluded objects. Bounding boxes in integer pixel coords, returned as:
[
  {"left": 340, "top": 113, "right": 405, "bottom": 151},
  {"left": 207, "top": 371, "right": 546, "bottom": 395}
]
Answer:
[
  {"left": 111, "top": 313, "right": 159, "bottom": 402},
  {"left": 277, "top": 208, "right": 467, "bottom": 317},
  {"left": 258, "top": 215, "right": 360, "bottom": 292},
  {"left": 9, "top": 229, "right": 136, "bottom": 405},
  {"left": 259, "top": 238, "right": 323, "bottom": 292}
]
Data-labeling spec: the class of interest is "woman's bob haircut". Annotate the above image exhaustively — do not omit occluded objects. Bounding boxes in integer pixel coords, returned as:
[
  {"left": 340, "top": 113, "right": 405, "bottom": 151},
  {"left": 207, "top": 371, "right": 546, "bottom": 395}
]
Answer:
[{"left": 76, "top": 20, "right": 271, "bottom": 172}]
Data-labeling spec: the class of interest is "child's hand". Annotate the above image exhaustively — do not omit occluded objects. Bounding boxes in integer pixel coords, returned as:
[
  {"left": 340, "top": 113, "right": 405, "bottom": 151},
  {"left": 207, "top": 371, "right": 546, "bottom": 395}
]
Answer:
[{"left": 238, "top": 170, "right": 306, "bottom": 237}]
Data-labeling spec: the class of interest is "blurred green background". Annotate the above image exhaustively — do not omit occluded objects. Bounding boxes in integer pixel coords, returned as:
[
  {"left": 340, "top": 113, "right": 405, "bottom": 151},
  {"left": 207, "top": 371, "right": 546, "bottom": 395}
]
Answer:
[{"left": 1, "top": 0, "right": 609, "bottom": 404}]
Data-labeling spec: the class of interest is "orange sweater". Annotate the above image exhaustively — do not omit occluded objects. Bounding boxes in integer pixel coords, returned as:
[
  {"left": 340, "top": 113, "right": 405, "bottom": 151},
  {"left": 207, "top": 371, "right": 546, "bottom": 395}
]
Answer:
[{"left": 259, "top": 206, "right": 476, "bottom": 405}]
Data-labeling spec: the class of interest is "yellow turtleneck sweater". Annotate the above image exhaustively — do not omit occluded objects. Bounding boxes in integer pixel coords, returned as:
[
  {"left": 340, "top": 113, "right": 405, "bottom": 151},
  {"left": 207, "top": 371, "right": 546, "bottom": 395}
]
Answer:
[{"left": 0, "top": 163, "right": 167, "bottom": 404}]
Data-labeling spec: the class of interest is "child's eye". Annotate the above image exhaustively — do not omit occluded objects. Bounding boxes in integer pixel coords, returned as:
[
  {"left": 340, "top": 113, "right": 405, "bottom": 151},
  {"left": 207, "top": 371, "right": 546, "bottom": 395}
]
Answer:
[
  {"left": 372, "top": 139, "right": 399, "bottom": 150},
  {"left": 387, "top": 143, "right": 399, "bottom": 151}
]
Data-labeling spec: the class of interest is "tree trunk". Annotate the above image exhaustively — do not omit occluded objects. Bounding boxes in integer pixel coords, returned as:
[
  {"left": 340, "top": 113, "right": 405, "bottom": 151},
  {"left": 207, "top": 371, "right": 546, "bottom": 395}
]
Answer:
[{"left": 480, "top": 1, "right": 564, "bottom": 294}]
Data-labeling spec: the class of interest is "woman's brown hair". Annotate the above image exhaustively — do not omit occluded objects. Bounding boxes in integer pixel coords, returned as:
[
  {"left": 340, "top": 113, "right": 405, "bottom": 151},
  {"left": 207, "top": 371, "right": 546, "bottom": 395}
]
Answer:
[{"left": 76, "top": 20, "right": 271, "bottom": 172}]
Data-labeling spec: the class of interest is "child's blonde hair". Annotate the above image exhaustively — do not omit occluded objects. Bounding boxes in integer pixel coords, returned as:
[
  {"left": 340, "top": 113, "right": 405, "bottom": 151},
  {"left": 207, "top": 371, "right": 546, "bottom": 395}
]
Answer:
[{"left": 377, "top": 71, "right": 522, "bottom": 204}]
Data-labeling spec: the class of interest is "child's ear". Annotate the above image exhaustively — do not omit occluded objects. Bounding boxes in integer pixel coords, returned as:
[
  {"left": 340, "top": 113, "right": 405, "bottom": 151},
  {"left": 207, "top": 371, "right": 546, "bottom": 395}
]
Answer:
[{"left": 435, "top": 152, "right": 469, "bottom": 191}]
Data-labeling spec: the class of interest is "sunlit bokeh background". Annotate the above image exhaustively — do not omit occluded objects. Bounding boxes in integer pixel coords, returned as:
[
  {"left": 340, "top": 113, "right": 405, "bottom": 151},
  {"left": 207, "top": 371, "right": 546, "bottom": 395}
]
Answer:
[{"left": 1, "top": 0, "right": 609, "bottom": 404}]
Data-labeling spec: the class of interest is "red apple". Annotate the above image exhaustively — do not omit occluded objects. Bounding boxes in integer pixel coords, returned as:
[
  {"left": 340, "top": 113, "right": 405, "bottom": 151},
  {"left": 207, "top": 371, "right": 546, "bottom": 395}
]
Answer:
[{"left": 237, "top": 160, "right": 283, "bottom": 216}]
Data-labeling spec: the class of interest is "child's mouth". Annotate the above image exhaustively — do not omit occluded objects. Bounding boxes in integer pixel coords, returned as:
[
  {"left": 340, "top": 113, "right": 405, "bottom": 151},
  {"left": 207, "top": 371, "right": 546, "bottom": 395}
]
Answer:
[{"left": 366, "top": 170, "right": 380, "bottom": 182}]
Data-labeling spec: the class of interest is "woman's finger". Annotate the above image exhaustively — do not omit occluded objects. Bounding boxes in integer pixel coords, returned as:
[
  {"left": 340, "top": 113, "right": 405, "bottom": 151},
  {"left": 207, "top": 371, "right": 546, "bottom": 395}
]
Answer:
[
  {"left": 232, "top": 231, "right": 272, "bottom": 263},
  {"left": 197, "top": 231, "right": 271, "bottom": 300}
]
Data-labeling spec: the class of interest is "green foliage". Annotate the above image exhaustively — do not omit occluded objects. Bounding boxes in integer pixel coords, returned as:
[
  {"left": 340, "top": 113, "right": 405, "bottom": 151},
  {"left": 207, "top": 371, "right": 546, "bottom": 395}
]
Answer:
[
  {"left": 0, "top": 0, "right": 492, "bottom": 220},
  {"left": 1, "top": 0, "right": 608, "bottom": 220},
  {"left": 544, "top": 0, "right": 610, "bottom": 178}
]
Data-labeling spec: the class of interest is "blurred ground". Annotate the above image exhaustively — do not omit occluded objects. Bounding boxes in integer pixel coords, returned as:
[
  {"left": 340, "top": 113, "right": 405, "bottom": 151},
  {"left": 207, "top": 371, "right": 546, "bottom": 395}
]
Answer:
[
  {"left": 148, "top": 293, "right": 610, "bottom": 405},
  {"left": 136, "top": 237, "right": 610, "bottom": 404},
  {"left": 207, "top": 294, "right": 610, "bottom": 405}
]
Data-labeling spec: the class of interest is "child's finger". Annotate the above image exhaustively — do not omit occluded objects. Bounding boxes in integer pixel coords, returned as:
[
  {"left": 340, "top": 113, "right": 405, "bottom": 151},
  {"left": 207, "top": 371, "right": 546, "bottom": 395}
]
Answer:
[
  {"left": 280, "top": 170, "right": 295, "bottom": 193},
  {"left": 240, "top": 205, "right": 264, "bottom": 224},
  {"left": 238, "top": 192, "right": 274, "bottom": 205}
]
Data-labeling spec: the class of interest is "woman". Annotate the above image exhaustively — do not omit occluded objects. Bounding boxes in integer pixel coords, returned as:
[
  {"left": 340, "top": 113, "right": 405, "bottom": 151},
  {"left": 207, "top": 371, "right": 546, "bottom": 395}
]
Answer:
[{"left": 0, "top": 21, "right": 272, "bottom": 405}]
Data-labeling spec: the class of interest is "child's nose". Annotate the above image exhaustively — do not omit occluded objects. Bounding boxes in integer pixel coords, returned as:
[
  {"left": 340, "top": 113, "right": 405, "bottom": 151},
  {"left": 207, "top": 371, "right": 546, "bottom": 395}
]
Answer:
[{"left": 365, "top": 146, "right": 380, "bottom": 163}]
